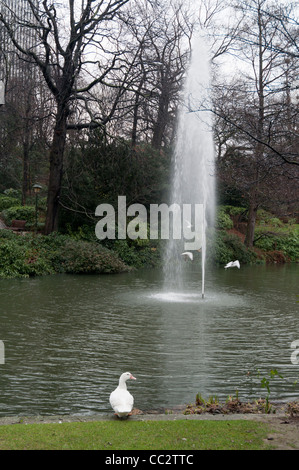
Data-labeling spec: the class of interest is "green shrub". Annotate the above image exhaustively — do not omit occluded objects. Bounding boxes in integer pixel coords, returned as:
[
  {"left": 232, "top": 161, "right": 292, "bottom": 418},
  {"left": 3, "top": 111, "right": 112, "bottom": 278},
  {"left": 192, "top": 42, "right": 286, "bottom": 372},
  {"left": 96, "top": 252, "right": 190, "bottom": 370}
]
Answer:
[
  {"left": 110, "top": 238, "right": 162, "bottom": 268},
  {"left": 269, "top": 217, "right": 283, "bottom": 228},
  {"left": 64, "top": 223, "right": 98, "bottom": 242},
  {"left": 207, "top": 230, "right": 254, "bottom": 265},
  {"left": 255, "top": 232, "right": 299, "bottom": 261},
  {"left": 0, "top": 196, "right": 20, "bottom": 211},
  {"left": 0, "top": 232, "right": 132, "bottom": 278},
  {"left": 1, "top": 205, "right": 36, "bottom": 226},
  {"left": 254, "top": 234, "right": 274, "bottom": 252},
  {"left": 216, "top": 208, "right": 233, "bottom": 230},
  {"left": 112, "top": 240, "right": 141, "bottom": 266},
  {"left": 280, "top": 234, "right": 299, "bottom": 261},
  {"left": 257, "top": 210, "right": 284, "bottom": 227},
  {"left": 221, "top": 205, "right": 247, "bottom": 217},
  {"left": 56, "top": 239, "right": 130, "bottom": 274},
  {"left": 3, "top": 188, "right": 21, "bottom": 198},
  {"left": 0, "top": 234, "right": 54, "bottom": 278},
  {"left": 256, "top": 209, "right": 273, "bottom": 223}
]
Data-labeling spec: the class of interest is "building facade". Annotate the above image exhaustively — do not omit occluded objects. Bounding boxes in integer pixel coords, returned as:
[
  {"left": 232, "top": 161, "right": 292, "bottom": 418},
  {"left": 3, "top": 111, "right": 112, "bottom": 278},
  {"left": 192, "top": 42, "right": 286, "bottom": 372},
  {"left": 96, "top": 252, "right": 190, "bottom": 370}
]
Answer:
[
  {"left": 0, "top": 0, "right": 38, "bottom": 94},
  {"left": 0, "top": 0, "right": 40, "bottom": 197}
]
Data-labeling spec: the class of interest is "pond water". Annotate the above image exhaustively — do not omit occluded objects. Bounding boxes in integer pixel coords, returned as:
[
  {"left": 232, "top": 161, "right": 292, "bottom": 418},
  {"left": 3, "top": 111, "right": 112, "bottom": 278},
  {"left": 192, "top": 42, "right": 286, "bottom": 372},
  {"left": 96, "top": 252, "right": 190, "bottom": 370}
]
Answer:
[{"left": 0, "top": 264, "right": 298, "bottom": 417}]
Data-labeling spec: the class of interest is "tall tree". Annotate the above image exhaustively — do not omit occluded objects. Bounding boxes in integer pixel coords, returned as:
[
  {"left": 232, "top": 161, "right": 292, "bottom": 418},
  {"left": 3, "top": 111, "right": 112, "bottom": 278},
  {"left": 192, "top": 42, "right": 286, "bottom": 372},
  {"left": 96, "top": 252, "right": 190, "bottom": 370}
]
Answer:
[{"left": 212, "top": 0, "right": 299, "bottom": 247}]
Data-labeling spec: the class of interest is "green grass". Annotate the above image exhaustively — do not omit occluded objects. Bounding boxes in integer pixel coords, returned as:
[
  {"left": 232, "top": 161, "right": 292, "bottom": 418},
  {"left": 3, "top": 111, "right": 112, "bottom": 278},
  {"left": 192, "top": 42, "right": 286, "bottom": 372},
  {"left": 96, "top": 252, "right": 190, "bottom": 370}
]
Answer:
[{"left": 0, "top": 419, "right": 273, "bottom": 450}]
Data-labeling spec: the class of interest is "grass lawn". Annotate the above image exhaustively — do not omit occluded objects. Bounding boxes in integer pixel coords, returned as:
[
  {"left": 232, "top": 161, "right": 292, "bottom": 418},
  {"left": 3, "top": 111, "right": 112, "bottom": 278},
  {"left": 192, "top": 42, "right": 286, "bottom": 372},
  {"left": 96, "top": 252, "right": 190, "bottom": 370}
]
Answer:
[{"left": 0, "top": 419, "right": 273, "bottom": 450}]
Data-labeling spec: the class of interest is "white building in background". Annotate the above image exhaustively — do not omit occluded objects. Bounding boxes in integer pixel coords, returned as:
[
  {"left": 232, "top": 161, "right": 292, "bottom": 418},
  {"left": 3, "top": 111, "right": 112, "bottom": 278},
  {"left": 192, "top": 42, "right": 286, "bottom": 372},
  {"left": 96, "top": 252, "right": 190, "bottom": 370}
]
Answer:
[
  {"left": 0, "top": 0, "right": 40, "bottom": 196},
  {"left": 0, "top": 0, "right": 38, "bottom": 101},
  {"left": 0, "top": 81, "right": 4, "bottom": 105}
]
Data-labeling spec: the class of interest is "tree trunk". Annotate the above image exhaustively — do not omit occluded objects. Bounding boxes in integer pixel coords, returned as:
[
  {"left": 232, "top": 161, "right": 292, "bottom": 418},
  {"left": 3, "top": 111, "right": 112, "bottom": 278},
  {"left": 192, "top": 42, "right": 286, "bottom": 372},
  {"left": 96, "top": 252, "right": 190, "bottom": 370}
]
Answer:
[
  {"left": 131, "top": 77, "right": 144, "bottom": 147},
  {"left": 152, "top": 90, "right": 170, "bottom": 150},
  {"left": 245, "top": 201, "right": 258, "bottom": 248},
  {"left": 44, "top": 104, "right": 68, "bottom": 234},
  {"left": 244, "top": 3, "right": 263, "bottom": 250},
  {"left": 22, "top": 89, "right": 33, "bottom": 205},
  {"left": 21, "top": 138, "right": 29, "bottom": 206}
]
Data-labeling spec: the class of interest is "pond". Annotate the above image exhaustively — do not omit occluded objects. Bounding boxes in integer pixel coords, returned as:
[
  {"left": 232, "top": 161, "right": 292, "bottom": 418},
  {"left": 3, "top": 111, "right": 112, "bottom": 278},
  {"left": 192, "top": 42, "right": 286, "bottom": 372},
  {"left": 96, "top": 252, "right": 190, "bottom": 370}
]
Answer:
[{"left": 0, "top": 264, "right": 298, "bottom": 417}]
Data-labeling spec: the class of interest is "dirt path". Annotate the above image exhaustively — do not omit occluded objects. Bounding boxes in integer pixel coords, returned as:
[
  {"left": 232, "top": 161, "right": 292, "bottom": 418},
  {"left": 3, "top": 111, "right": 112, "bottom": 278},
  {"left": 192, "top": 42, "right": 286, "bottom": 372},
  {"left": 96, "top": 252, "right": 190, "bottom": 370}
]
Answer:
[{"left": 259, "top": 415, "right": 299, "bottom": 450}]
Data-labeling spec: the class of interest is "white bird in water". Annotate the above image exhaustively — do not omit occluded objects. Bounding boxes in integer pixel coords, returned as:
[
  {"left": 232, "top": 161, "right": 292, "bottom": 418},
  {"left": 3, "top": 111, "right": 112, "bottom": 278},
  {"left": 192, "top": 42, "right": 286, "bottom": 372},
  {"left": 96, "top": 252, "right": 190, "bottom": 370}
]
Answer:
[
  {"left": 109, "top": 372, "right": 136, "bottom": 418},
  {"left": 181, "top": 252, "right": 193, "bottom": 261},
  {"left": 224, "top": 260, "right": 240, "bottom": 269}
]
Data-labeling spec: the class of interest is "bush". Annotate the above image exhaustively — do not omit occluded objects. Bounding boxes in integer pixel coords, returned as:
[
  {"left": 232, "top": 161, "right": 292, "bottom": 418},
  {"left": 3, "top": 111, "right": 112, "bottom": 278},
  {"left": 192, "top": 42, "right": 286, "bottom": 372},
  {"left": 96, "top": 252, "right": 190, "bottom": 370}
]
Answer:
[
  {"left": 256, "top": 209, "right": 274, "bottom": 224},
  {"left": 280, "top": 234, "right": 299, "bottom": 261},
  {"left": 216, "top": 207, "right": 233, "bottom": 230},
  {"left": 255, "top": 232, "right": 299, "bottom": 261},
  {"left": 3, "top": 188, "right": 21, "bottom": 198},
  {"left": 62, "top": 222, "right": 162, "bottom": 269},
  {"left": 111, "top": 239, "right": 161, "bottom": 268},
  {"left": 0, "top": 232, "right": 54, "bottom": 278},
  {"left": 0, "top": 196, "right": 20, "bottom": 211},
  {"left": 269, "top": 217, "right": 283, "bottom": 228},
  {"left": 0, "top": 232, "right": 132, "bottom": 278},
  {"left": 112, "top": 240, "right": 141, "bottom": 266},
  {"left": 56, "top": 239, "right": 130, "bottom": 274},
  {"left": 207, "top": 230, "right": 254, "bottom": 266},
  {"left": 64, "top": 223, "right": 98, "bottom": 242},
  {"left": 221, "top": 205, "right": 247, "bottom": 217},
  {"left": 1, "top": 205, "right": 36, "bottom": 226}
]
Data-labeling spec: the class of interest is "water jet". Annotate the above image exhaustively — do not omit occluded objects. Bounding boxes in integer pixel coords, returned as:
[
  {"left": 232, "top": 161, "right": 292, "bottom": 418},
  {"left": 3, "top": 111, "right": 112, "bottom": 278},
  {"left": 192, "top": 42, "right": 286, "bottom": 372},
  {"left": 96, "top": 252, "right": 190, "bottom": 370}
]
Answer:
[{"left": 164, "top": 33, "right": 215, "bottom": 297}]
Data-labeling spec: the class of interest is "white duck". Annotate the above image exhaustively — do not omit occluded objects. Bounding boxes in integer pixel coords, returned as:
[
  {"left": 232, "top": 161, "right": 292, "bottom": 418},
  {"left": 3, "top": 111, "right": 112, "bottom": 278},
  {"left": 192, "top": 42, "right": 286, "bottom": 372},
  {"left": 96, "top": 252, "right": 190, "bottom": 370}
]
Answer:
[
  {"left": 224, "top": 260, "right": 240, "bottom": 269},
  {"left": 109, "top": 372, "right": 136, "bottom": 418}
]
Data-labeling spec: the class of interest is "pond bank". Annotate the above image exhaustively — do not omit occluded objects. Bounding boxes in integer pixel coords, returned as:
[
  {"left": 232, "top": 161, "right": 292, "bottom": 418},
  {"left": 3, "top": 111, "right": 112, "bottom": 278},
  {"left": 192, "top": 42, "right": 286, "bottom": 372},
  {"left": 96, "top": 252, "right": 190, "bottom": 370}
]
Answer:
[
  {"left": 1, "top": 401, "right": 297, "bottom": 425},
  {"left": 0, "top": 409, "right": 298, "bottom": 450},
  {"left": 0, "top": 410, "right": 289, "bottom": 425},
  {"left": 0, "top": 221, "right": 297, "bottom": 279}
]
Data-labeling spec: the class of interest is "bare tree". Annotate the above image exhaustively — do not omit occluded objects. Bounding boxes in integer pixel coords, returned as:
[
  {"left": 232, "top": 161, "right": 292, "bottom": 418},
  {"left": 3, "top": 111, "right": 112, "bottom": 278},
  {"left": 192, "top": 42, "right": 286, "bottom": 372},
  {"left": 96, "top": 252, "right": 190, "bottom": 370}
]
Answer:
[
  {"left": 211, "top": 0, "right": 299, "bottom": 247},
  {"left": 106, "top": 0, "right": 194, "bottom": 150}
]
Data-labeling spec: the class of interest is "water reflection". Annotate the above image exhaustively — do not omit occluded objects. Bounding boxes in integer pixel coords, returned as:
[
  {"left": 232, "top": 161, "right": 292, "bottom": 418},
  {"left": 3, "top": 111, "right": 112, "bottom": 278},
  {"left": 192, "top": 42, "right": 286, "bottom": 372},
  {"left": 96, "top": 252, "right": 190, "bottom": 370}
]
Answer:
[{"left": 0, "top": 264, "right": 298, "bottom": 417}]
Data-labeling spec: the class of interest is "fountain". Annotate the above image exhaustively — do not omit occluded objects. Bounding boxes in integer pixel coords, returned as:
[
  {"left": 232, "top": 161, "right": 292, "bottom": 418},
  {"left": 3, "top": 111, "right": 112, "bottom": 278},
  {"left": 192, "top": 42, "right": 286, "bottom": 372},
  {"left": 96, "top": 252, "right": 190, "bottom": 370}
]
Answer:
[{"left": 164, "top": 33, "right": 215, "bottom": 298}]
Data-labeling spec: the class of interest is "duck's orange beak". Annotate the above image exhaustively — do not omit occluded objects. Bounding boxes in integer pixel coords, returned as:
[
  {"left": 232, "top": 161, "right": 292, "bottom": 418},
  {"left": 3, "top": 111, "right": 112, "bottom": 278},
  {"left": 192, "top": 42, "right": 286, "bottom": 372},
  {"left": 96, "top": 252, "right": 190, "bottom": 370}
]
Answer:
[{"left": 130, "top": 374, "right": 136, "bottom": 380}]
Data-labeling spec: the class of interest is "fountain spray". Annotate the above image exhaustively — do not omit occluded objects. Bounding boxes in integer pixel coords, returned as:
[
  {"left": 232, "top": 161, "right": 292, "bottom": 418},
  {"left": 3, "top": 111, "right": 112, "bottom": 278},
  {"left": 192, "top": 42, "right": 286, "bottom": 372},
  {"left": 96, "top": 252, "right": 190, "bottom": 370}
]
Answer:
[{"left": 164, "top": 32, "right": 215, "bottom": 297}]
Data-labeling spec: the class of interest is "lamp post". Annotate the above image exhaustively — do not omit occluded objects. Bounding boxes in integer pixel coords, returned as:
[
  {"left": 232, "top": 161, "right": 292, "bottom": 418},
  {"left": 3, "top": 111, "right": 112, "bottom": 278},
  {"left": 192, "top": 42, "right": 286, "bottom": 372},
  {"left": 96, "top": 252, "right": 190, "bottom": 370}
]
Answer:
[{"left": 32, "top": 184, "right": 42, "bottom": 232}]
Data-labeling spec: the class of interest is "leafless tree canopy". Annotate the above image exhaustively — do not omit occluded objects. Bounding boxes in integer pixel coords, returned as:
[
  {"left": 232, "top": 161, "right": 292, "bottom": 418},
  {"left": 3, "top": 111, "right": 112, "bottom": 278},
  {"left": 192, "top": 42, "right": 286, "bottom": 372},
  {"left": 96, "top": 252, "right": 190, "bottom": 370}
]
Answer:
[{"left": 0, "top": 0, "right": 298, "bottom": 241}]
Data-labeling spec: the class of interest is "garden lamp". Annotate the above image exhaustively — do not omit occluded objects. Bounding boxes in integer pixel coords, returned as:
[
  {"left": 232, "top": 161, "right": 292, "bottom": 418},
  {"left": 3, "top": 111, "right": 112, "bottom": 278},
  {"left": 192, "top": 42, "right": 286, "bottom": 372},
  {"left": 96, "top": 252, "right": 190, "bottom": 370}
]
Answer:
[{"left": 32, "top": 184, "right": 42, "bottom": 231}]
